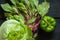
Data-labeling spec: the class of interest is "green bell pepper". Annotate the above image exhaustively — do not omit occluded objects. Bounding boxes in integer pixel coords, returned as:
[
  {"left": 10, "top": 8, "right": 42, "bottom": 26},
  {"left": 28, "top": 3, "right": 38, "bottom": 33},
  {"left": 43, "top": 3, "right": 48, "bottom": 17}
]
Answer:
[{"left": 40, "top": 16, "right": 56, "bottom": 32}]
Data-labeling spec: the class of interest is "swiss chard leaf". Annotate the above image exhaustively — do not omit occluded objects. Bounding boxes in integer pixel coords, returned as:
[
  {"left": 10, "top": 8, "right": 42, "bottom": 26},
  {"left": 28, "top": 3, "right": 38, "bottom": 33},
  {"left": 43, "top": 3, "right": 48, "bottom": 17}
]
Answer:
[
  {"left": 12, "top": 6, "right": 18, "bottom": 13},
  {"left": 14, "top": 15, "right": 25, "bottom": 24},
  {"left": 37, "top": 2, "right": 50, "bottom": 17},
  {"left": 18, "top": 14, "right": 25, "bottom": 24},
  {"left": 27, "top": 17, "right": 36, "bottom": 24},
  {"left": 29, "top": 0, "right": 34, "bottom": 8},
  {"left": 33, "top": 0, "right": 38, "bottom": 7},
  {"left": 18, "top": 3, "right": 26, "bottom": 11},
  {"left": 1, "top": 3, "right": 13, "bottom": 12},
  {"left": 21, "top": 0, "right": 30, "bottom": 6},
  {"left": 10, "top": 0, "right": 19, "bottom": 5},
  {"left": 4, "top": 13, "right": 12, "bottom": 17}
]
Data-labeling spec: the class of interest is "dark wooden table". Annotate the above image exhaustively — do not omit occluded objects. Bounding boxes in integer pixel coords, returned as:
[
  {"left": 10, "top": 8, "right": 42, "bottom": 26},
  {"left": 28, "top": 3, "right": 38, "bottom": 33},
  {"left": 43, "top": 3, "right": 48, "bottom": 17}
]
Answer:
[{"left": 0, "top": 0, "right": 60, "bottom": 40}]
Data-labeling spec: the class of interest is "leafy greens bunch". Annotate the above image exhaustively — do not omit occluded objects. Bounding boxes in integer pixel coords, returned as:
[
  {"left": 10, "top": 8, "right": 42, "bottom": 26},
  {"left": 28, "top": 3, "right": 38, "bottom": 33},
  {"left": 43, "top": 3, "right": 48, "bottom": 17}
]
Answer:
[{"left": 1, "top": 0, "right": 50, "bottom": 33}]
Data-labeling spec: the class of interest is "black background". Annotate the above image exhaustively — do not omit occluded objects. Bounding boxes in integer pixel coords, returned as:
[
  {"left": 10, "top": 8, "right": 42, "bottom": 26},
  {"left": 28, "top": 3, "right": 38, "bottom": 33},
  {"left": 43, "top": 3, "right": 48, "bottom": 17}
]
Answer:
[{"left": 0, "top": 0, "right": 60, "bottom": 40}]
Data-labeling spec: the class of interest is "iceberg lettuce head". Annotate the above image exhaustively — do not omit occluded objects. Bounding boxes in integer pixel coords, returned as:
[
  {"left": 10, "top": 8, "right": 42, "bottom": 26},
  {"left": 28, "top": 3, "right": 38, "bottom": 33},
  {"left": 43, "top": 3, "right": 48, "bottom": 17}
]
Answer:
[{"left": 0, "top": 20, "right": 34, "bottom": 40}]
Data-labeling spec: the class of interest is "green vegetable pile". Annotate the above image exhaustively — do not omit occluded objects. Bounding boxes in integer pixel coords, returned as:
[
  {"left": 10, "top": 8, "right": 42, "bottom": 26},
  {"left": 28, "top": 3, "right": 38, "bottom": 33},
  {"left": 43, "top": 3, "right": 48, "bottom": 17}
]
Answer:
[
  {"left": 0, "top": 0, "right": 56, "bottom": 40},
  {"left": 1, "top": 0, "right": 50, "bottom": 32}
]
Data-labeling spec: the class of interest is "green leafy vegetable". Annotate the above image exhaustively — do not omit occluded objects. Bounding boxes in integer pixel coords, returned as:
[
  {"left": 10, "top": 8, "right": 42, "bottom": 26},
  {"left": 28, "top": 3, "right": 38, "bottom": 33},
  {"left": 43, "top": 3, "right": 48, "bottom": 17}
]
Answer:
[
  {"left": 37, "top": 2, "right": 50, "bottom": 17},
  {"left": 12, "top": 6, "right": 18, "bottom": 13},
  {"left": 27, "top": 17, "right": 36, "bottom": 24},
  {"left": 0, "top": 20, "right": 34, "bottom": 40},
  {"left": 21, "top": 0, "right": 30, "bottom": 6},
  {"left": 32, "top": 0, "right": 38, "bottom": 7},
  {"left": 1, "top": 0, "right": 50, "bottom": 34},
  {"left": 14, "top": 15, "right": 25, "bottom": 24},
  {"left": 18, "top": 3, "right": 26, "bottom": 10},
  {"left": 10, "top": 0, "right": 19, "bottom": 5},
  {"left": 1, "top": 3, "right": 12, "bottom": 12},
  {"left": 18, "top": 3, "right": 27, "bottom": 13}
]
